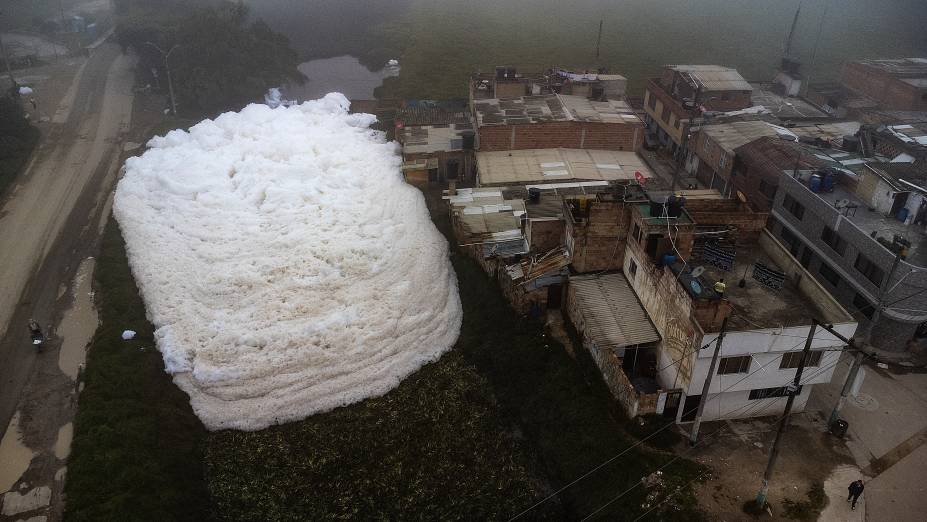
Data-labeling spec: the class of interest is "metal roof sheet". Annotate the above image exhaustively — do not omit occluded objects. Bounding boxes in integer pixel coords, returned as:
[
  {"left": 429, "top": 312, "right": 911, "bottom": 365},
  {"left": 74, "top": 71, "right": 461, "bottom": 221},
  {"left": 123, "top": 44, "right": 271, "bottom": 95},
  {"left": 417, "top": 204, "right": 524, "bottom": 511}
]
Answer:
[
  {"left": 669, "top": 65, "right": 752, "bottom": 91},
  {"left": 477, "top": 148, "right": 653, "bottom": 185},
  {"left": 570, "top": 274, "right": 660, "bottom": 348}
]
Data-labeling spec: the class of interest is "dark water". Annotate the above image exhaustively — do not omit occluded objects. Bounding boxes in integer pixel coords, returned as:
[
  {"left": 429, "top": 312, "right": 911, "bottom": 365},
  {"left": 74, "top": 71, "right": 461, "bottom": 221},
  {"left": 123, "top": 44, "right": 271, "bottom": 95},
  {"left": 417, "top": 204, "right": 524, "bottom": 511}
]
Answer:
[
  {"left": 284, "top": 56, "right": 399, "bottom": 101},
  {"left": 246, "top": 0, "right": 927, "bottom": 98}
]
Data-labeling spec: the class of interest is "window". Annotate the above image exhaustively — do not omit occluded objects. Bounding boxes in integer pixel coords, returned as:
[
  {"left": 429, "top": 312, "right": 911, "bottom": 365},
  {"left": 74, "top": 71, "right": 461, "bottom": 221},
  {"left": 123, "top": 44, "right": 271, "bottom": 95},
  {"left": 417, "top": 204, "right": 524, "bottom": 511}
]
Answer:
[
  {"left": 749, "top": 385, "right": 803, "bottom": 400},
  {"left": 718, "top": 356, "right": 751, "bottom": 375},
  {"left": 628, "top": 258, "right": 638, "bottom": 279},
  {"left": 782, "top": 194, "right": 805, "bottom": 220},
  {"left": 779, "top": 351, "right": 823, "bottom": 369},
  {"left": 818, "top": 262, "right": 841, "bottom": 287},
  {"left": 647, "top": 91, "right": 657, "bottom": 110},
  {"left": 799, "top": 246, "right": 814, "bottom": 268},
  {"left": 855, "top": 254, "right": 885, "bottom": 285},
  {"left": 661, "top": 105, "right": 671, "bottom": 124},
  {"left": 779, "top": 226, "right": 799, "bottom": 252},
  {"left": 719, "top": 153, "right": 727, "bottom": 169},
  {"left": 674, "top": 118, "right": 681, "bottom": 130},
  {"left": 631, "top": 223, "right": 642, "bottom": 244},
  {"left": 820, "top": 226, "right": 847, "bottom": 256},
  {"left": 853, "top": 292, "right": 874, "bottom": 319},
  {"left": 703, "top": 138, "right": 711, "bottom": 154},
  {"left": 759, "top": 179, "right": 777, "bottom": 201}
]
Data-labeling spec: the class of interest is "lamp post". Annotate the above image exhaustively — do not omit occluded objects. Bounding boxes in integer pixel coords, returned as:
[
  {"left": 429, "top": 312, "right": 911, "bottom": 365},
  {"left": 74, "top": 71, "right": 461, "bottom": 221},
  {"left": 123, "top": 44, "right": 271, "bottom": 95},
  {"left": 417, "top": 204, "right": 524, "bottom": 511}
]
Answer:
[{"left": 144, "top": 42, "right": 179, "bottom": 115}]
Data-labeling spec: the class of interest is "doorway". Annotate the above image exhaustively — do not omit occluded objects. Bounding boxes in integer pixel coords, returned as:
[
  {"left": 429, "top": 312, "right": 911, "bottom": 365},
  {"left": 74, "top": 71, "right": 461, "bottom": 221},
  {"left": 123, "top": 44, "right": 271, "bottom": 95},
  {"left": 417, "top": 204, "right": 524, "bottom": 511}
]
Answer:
[{"left": 680, "top": 394, "right": 701, "bottom": 422}]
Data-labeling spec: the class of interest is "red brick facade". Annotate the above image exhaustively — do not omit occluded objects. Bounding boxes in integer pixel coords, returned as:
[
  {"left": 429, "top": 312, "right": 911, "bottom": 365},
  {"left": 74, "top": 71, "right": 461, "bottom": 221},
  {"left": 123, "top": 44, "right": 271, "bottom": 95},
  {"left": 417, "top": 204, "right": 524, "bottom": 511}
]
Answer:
[
  {"left": 478, "top": 121, "right": 642, "bottom": 152},
  {"left": 841, "top": 62, "right": 927, "bottom": 111}
]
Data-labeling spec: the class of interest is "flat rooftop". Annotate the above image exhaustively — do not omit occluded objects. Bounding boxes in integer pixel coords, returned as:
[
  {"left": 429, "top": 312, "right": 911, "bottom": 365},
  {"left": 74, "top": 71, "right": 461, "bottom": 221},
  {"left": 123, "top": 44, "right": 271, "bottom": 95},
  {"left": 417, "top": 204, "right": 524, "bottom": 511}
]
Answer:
[
  {"left": 803, "top": 172, "right": 927, "bottom": 267},
  {"left": 473, "top": 94, "right": 641, "bottom": 127},
  {"left": 749, "top": 85, "right": 829, "bottom": 119},
  {"left": 852, "top": 58, "right": 927, "bottom": 78},
  {"left": 691, "top": 243, "right": 824, "bottom": 330},
  {"left": 668, "top": 65, "right": 752, "bottom": 91},
  {"left": 476, "top": 148, "right": 654, "bottom": 186}
]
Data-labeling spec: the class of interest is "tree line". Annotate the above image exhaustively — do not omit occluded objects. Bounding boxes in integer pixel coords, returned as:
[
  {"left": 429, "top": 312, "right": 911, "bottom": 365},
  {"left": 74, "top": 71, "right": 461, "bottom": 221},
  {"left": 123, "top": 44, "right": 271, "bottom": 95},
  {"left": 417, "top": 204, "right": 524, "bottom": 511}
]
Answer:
[{"left": 114, "top": 0, "right": 304, "bottom": 116}]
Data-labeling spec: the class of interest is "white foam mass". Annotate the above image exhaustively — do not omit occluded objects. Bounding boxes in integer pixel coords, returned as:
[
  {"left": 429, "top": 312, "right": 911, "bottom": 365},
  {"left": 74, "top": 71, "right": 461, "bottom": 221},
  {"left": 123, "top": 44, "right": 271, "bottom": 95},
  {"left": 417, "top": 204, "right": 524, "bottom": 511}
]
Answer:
[{"left": 113, "top": 93, "right": 462, "bottom": 431}]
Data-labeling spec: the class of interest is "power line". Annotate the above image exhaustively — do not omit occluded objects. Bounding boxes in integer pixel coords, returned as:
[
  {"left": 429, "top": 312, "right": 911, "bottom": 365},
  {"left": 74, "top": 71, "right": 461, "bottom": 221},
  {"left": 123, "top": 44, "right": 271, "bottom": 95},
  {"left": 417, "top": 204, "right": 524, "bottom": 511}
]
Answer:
[
  {"left": 508, "top": 338, "right": 811, "bottom": 520},
  {"left": 586, "top": 355, "right": 851, "bottom": 521}
]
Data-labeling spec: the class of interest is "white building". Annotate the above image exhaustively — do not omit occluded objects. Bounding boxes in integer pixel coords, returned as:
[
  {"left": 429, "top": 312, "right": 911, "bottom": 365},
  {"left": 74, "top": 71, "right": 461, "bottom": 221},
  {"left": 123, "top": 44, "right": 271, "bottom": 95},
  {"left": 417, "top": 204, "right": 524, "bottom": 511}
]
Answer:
[{"left": 620, "top": 200, "right": 857, "bottom": 423}]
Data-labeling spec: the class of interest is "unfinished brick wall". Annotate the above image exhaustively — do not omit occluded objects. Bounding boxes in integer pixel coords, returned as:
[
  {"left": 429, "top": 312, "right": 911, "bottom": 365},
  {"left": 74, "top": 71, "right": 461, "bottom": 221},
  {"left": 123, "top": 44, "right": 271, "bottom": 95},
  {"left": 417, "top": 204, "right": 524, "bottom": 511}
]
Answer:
[
  {"left": 568, "top": 200, "right": 632, "bottom": 273},
  {"left": 528, "top": 219, "right": 564, "bottom": 253},
  {"left": 841, "top": 62, "right": 927, "bottom": 111},
  {"left": 478, "top": 121, "right": 642, "bottom": 152},
  {"left": 685, "top": 199, "right": 769, "bottom": 243}
]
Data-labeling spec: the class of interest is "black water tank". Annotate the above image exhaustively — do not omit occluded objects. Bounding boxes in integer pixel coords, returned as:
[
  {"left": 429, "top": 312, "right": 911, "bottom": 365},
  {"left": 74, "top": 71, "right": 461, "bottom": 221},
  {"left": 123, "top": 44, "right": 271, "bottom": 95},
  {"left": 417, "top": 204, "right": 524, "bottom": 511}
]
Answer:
[
  {"left": 843, "top": 135, "right": 859, "bottom": 152},
  {"left": 650, "top": 200, "right": 664, "bottom": 217},
  {"left": 461, "top": 131, "right": 475, "bottom": 150},
  {"left": 528, "top": 188, "right": 541, "bottom": 203}
]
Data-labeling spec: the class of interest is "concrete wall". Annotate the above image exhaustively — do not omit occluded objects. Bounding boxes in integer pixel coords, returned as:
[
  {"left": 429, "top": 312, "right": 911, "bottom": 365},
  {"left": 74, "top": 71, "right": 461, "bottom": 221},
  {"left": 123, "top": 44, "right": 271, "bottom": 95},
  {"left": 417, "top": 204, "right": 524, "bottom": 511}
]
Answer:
[
  {"left": 691, "top": 131, "right": 735, "bottom": 191},
  {"left": 643, "top": 82, "right": 689, "bottom": 148},
  {"left": 477, "top": 121, "right": 642, "bottom": 152},
  {"left": 686, "top": 385, "right": 812, "bottom": 422},
  {"left": 623, "top": 242, "right": 702, "bottom": 391},
  {"left": 770, "top": 173, "right": 927, "bottom": 350}
]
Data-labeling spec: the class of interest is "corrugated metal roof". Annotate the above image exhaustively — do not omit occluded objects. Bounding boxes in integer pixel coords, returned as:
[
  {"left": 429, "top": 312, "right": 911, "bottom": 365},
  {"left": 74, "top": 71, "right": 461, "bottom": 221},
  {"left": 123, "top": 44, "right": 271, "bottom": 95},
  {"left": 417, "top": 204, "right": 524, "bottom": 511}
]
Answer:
[
  {"left": 570, "top": 274, "right": 660, "bottom": 348},
  {"left": 477, "top": 148, "right": 653, "bottom": 185},
  {"left": 395, "top": 107, "right": 472, "bottom": 126}
]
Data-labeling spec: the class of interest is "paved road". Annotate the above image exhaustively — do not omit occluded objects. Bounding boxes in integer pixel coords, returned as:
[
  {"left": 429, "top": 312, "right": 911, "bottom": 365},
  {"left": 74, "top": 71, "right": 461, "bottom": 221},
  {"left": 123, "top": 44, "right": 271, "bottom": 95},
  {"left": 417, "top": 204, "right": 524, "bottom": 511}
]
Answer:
[
  {"left": 810, "top": 354, "right": 927, "bottom": 522},
  {"left": 0, "top": 42, "right": 134, "bottom": 449}
]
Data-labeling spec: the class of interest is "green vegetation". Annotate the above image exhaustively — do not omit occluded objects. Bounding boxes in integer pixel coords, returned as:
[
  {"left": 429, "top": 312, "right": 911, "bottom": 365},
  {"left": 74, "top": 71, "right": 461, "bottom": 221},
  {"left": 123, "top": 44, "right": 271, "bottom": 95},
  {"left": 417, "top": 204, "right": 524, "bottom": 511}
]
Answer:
[
  {"left": 65, "top": 220, "right": 213, "bottom": 522},
  {"left": 0, "top": 94, "right": 40, "bottom": 197},
  {"left": 206, "top": 352, "right": 555, "bottom": 520},
  {"left": 114, "top": 0, "right": 303, "bottom": 116},
  {"left": 783, "top": 482, "right": 828, "bottom": 521}
]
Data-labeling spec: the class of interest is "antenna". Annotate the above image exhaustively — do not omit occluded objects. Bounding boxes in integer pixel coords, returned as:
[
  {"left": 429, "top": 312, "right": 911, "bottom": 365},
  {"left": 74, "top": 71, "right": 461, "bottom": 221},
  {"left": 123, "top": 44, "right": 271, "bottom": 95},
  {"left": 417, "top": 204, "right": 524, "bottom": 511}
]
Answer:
[
  {"left": 783, "top": 0, "right": 803, "bottom": 58},
  {"left": 595, "top": 19, "right": 603, "bottom": 59}
]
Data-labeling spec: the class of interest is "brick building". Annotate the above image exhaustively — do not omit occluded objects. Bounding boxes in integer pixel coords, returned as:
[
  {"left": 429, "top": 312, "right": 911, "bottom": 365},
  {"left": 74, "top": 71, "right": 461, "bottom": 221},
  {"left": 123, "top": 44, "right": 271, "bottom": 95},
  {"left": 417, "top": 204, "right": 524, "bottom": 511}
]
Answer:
[
  {"left": 688, "top": 120, "right": 789, "bottom": 193},
  {"left": 732, "top": 136, "right": 826, "bottom": 211},
  {"left": 642, "top": 65, "right": 753, "bottom": 160},
  {"left": 471, "top": 94, "right": 643, "bottom": 152},
  {"left": 840, "top": 59, "right": 927, "bottom": 112}
]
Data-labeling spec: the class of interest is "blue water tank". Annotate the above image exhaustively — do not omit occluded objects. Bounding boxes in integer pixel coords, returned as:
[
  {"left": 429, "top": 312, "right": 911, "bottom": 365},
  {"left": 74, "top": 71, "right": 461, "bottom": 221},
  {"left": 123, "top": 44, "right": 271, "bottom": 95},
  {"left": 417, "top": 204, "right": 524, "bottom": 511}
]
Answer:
[
  {"left": 662, "top": 253, "right": 676, "bottom": 266},
  {"left": 822, "top": 173, "right": 835, "bottom": 192},
  {"left": 896, "top": 207, "right": 910, "bottom": 222},
  {"left": 809, "top": 174, "right": 822, "bottom": 193}
]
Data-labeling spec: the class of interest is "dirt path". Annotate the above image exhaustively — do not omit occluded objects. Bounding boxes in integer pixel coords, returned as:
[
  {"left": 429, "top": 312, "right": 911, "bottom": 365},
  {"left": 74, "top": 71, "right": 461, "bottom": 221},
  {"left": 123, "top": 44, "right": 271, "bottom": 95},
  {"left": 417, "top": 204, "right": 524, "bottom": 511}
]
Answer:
[{"left": 0, "top": 42, "right": 136, "bottom": 521}]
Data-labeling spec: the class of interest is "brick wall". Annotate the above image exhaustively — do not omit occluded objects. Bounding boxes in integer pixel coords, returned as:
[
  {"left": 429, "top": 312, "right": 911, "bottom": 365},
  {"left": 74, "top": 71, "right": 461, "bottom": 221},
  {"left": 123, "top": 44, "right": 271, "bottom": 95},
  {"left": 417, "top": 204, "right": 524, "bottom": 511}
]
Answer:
[
  {"left": 841, "top": 62, "right": 927, "bottom": 111},
  {"left": 568, "top": 200, "right": 632, "bottom": 273},
  {"left": 478, "top": 121, "right": 642, "bottom": 152},
  {"left": 528, "top": 219, "right": 564, "bottom": 252}
]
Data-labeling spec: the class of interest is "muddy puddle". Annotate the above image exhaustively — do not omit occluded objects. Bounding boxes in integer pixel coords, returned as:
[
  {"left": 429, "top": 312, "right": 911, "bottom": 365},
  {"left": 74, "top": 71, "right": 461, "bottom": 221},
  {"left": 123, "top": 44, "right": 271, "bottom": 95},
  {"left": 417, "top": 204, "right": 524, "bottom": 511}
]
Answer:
[
  {"left": 0, "top": 411, "right": 36, "bottom": 492},
  {"left": 57, "top": 257, "right": 98, "bottom": 380}
]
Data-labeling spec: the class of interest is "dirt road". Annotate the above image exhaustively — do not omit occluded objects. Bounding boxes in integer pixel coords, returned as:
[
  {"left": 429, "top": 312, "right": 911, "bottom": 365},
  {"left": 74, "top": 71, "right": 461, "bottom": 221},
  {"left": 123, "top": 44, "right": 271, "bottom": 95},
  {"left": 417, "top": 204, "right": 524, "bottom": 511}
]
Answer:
[{"left": 0, "top": 42, "right": 135, "bottom": 520}]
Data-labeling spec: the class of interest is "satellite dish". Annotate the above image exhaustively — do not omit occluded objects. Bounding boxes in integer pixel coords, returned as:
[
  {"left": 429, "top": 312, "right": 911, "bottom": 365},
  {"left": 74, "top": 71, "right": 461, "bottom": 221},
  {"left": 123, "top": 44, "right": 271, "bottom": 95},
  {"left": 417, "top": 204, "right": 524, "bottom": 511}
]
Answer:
[
  {"left": 835, "top": 198, "right": 850, "bottom": 209},
  {"left": 691, "top": 266, "right": 706, "bottom": 278}
]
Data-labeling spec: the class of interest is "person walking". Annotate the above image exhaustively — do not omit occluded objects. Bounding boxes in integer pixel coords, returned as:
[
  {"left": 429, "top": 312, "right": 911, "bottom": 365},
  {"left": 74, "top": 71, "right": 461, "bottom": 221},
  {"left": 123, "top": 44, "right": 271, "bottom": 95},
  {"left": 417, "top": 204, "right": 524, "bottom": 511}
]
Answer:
[{"left": 847, "top": 479, "right": 864, "bottom": 510}]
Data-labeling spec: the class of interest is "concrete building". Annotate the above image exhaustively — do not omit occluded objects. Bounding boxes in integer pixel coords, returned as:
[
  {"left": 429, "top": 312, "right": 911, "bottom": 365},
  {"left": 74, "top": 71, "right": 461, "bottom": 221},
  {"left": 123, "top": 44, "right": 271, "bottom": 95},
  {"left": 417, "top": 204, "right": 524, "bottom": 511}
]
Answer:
[
  {"left": 861, "top": 119, "right": 927, "bottom": 168},
  {"left": 767, "top": 167, "right": 927, "bottom": 351},
  {"left": 396, "top": 106, "right": 475, "bottom": 185},
  {"left": 621, "top": 199, "right": 857, "bottom": 423},
  {"left": 733, "top": 136, "right": 827, "bottom": 212},
  {"left": 471, "top": 94, "right": 643, "bottom": 152},
  {"left": 642, "top": 65, "right": 753, "bottom": 160}
]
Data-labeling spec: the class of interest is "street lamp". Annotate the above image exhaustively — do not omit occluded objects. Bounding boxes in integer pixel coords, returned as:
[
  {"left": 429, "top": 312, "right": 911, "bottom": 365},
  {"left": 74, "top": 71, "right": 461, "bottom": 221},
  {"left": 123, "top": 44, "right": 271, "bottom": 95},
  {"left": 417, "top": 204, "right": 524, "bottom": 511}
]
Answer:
[{"left": 144, "top": 42, "right": 179, "bottom": 116}]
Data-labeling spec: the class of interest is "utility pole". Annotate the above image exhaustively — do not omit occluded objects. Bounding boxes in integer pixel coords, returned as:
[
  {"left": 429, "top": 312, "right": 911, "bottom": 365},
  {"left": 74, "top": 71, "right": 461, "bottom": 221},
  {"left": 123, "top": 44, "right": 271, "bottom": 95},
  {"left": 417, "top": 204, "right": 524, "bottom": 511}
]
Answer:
[
  {"left": 689, "top": 316, "right": 729, "bottom": 446},
  {"left": 829, "top": 251, "right": 903, "bottom": 425},
  {"left": 145, "top": 42, "right": 180, "bottom": 115},
  {"left": 755, "top": 320, "right": 817, "bottom": 509}
]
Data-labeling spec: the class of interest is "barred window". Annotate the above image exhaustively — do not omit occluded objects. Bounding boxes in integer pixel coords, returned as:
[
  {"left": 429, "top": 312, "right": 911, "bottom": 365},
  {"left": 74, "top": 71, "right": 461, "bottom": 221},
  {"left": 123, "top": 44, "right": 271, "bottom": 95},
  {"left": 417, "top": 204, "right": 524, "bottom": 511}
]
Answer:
[
  {"left": 718, "top": 356, "right": 751, "bottom": 375},
  {"left": 779, "top": 351, "right": 823, "bottom": 369},
  {"left": 749, "top": 385, "right": 803, "bottom": 400}
]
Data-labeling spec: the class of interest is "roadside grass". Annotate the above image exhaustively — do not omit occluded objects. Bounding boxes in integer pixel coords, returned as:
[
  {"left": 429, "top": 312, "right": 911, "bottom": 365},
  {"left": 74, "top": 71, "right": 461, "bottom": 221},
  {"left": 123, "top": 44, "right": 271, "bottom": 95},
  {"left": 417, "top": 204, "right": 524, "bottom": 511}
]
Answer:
[
  {"left": 65, "top": 219, "right": 213, "bottom": 522},
  {"left": 0, "top": 103, "right": 40, "bottom": 198}
]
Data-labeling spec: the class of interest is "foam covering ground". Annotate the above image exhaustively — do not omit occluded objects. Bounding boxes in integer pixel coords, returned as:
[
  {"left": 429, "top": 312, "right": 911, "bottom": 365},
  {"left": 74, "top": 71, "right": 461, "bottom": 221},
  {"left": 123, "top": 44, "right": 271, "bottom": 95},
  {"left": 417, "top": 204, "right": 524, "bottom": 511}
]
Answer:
[{"left": 114, "top": 94, "right": 462, "bottom": 431}]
